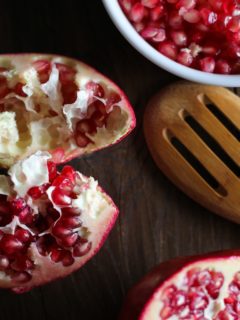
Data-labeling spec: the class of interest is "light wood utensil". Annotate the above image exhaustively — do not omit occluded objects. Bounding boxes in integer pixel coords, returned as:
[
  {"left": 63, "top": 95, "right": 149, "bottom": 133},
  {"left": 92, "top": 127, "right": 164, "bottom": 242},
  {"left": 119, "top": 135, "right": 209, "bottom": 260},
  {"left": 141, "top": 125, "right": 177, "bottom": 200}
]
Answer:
[{"left": 144, "top": 82, "right": 240, "bottom": 223}]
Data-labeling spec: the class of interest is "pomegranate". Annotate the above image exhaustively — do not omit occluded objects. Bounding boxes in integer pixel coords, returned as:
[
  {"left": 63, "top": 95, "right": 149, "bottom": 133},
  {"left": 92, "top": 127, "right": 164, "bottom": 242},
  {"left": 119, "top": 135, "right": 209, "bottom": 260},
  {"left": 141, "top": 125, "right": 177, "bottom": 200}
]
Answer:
[
  {"left": 0, "top": 152, "right": 119, "bottom": 293},
  {"left": 119, "top": 0, "right": 240, "bottom": 74},
  {"left": 0, "top": 54, "right": 135, "bottom": 168},
  {"left": 0, "top": 54, "right": 136, "bottom": 293},
  {"left": 119, "top": 250, "right": 240, "bottom": 319}
]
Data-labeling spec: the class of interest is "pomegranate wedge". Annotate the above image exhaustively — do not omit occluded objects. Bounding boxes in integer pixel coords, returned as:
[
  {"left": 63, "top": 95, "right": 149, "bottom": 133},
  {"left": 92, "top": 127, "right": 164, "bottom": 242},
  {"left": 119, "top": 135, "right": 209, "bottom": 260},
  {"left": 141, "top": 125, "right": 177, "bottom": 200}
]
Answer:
[
  {"left": 0, "top": 54, "right": 135, "bottom": 168},
  {"left": 0, "top": 152, "right": 118, "bottom": 293},
  {"left": 120, "top": 250, "right": 240, "bottom": 319}
]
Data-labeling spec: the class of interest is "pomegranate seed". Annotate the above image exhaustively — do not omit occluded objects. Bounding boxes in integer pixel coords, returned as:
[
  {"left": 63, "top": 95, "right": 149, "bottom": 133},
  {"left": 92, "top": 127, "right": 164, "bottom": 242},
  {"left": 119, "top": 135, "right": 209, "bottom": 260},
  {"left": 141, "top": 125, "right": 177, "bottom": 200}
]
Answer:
[
  {"left": 73, "top": 239, "right": 92, "bottom": 257},
  {"left": 130, "top": 3, "right": 145, "bottom": 22},
  {"left": 183, "top": 9, "right": 201, "bottom": 23},
  {"left": 28, "top": 185, "right": 47, "bottom": 199},
  {"left": 55, "top": 63, "right": 76, "bottom": 84},
  {"left": 10, "top": 198, "right": 26, "bottom": 214},
  {"left": 61, "top": 166, "right": 76, "bottom": 183},
  {"left": 0, "top": 76, "right": 10, "bottom": 99},
  {"left": 215, "top": 59, "right": 231, "bottom": 74},
  {"left": 86, "top": 81, "right": 105, "bottom": 98},
  {"left": 13, "top": 83, "right": 27, "bottom": 97},
  {"left": 199, "top": 57, "right": 216, "bottom": 73},
  {"left": 47, "top": 161, "right": 57, "bottom": 182},
  {"left": 18, "top": 207, "right": 35, "bottom": 225},
  {"left": 92, "top": 111, "right": 107, "bottom": 128},
  {"left": 169, "top": 12, "right": 183, "bottom": 29},
  {"left": 158, "top": 41, "right": 178, "bottom": 59},
  {"left": 33, "top": 60, "right": 51, "bottom": 83},
  {"left": 76, "top": 119, "right": 96, "bottom": 134},
  {"left": 11, "top": 256, "right": 33, "bottom": 272},
  {"left": 15, "top": 229, "right": 31, "bottom": 243},
  {"left": 141, "top": 0, "right": 159, "bottom": 9},
  {"left": 177, "top": 50, "right": 193, "bottom": 66},
  {"left": 60, "top": 233, "right": 78, "bottom": 247},
  {"left": 61, "top": 216, "right": 81, "bottom": 228},
  {"left": 150, "top": 5, "right": 164, "bottom": 21},
  {"left": 61, "top": 82, "right": 78, "bottom": 104},
  {"left": 228, "top": 16, "right": 240, "bottom": 33},
  {"left": 200, "top": 8, "right": 218, "bottom": 25},
  {"left": 75, "top": 133, "right": 92, "bottom": 148},
  {"left": 106, "top": 92, "right": 121, "bottom": 108},
  {"left": 171, "top": 30, "right": 187, "bottom": 46},
  {"left": 50, "top": 247, "right": 62, "bottom": 263},
  {"left": 176, "top": 0, "right": 196, "bottom": 10},
  {"left": 61, "top": 251, "right": 74, "bottom": 266},
  {"left": 52, "top": 224, "right": 72, "bottom": 238},
  {"left": 0, "top": 234, "right": 24, "bottom": 255},
  {"left": 51, "top": 188, "right": 72, "bottom": 206},
  {"left": 0, "top": 256, "right": 9, "bottom": 269},
  {"left": 141, "top": 27, "right": 166, "bottom": 42}
]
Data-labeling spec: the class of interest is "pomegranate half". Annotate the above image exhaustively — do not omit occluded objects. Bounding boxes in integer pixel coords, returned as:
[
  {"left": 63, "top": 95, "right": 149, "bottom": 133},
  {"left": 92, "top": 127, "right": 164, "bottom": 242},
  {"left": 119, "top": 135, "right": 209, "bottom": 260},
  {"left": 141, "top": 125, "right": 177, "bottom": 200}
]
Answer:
[
  {"left": 0, "top": 54, "right": 136, "bottom": 168},
  {"left": 0, "top": 54, "right": 136, "bottom": 293},
  {"left": 119, "top": 250, "right": 240, "bottom": 319}
]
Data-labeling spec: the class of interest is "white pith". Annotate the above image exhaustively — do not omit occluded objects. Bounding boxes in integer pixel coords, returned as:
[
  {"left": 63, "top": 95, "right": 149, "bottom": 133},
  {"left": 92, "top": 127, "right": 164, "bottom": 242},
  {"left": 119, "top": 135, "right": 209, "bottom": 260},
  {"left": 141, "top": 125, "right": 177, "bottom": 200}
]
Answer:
[
  {"left": 0, "top": 54, "right": 131, "bottom": 167},
  {"left": 141, "top": 257, "right": 240, "bottom": 320},
  {"left": 0, "top": 151, "right": 117, "bottom": 289}
]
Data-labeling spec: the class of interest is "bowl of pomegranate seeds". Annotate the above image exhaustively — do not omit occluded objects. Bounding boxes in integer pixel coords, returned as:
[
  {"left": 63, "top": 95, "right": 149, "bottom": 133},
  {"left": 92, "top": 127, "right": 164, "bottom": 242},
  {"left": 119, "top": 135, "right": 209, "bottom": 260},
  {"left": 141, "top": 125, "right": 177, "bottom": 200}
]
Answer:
[{"left": 103, "top": 0, "right": 240, "bottom": 86}]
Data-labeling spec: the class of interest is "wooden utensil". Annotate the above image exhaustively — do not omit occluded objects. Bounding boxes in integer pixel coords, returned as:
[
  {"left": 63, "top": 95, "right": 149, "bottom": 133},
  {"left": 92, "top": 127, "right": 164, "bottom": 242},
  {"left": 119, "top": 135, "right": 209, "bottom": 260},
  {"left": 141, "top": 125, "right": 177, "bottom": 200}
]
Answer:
[{"left": 144, "top": 82, "right": 240, "bottom": 223}]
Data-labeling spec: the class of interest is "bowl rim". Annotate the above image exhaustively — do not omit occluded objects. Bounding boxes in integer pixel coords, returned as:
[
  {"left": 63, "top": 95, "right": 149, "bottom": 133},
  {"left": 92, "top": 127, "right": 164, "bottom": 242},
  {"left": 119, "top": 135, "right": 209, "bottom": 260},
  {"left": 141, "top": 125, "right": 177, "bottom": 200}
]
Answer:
[{"left": 102, "top": 0, "right": 240, "bottom": 87}]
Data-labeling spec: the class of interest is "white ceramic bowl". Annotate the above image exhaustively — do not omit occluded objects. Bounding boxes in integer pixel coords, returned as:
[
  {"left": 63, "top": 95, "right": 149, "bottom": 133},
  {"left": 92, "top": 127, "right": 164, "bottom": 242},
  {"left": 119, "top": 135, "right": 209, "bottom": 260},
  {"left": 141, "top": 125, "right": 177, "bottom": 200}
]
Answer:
[{"left": 102, "top": 0, "right": 240, "bottom": 87}]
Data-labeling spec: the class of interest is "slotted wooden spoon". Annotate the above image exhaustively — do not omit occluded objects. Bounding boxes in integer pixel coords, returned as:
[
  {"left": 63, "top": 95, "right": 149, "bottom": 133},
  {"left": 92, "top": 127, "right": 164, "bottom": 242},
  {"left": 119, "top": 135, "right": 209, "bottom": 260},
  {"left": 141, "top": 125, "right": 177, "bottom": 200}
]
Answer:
[{"left": 144, "top": 82, "right": 240, "bottom": 223}]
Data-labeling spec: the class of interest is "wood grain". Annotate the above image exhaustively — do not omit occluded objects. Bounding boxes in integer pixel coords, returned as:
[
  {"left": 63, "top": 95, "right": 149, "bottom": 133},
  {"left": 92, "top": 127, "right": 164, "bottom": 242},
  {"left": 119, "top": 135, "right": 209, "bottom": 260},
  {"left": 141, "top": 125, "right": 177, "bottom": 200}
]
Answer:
[
  {"left": 0, "top": 1, "right": 240, "bottom": 320},
  {"left": 144, "top": 82, "right": 240, "bottom": 224}
]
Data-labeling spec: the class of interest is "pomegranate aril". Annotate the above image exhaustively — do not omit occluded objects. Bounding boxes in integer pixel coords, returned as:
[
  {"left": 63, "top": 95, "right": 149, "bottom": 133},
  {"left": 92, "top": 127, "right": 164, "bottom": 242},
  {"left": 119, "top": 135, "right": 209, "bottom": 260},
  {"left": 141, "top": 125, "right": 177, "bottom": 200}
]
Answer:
[
  {"left": 86, "top": 81, "right": 105, "bottom": 98},
  {"left": 141, "top": 0, "right": 159, "bottom": 9},
  {"left": 199, "top": 57, "right": 216, "bottom": 73},
  {"left": 51, "top": 188, "right": 72, "bottom": 206},
  {"left": 176, "top": 0, "right": 196, "bottom": 10},
  {"left": 61, "top": 82, "right": 78, "bottom": 104},
  {"left": 0, "top": 234, "right": 24, "bottom": 255},
  {"left": 169, "top": 12, "right": 183, "bottom": 29},
  {"left": 76, "top": 119, "right": 96, "bottom": 134},
  {"left": 62, "top": 207, "right": 81, "bottom": 216},
  {"left": 47, "top": 161, "right": 57, "bottom": 182},
  {"left": 75, "top": 133, "right": 92, "bottom": 148},
  {"left": 0, "top": 256, "right": 9, "bottom": 269},
  {"left": 171, "top": 30, "right": 187, "bottom": 46},
  {"left": 61, "top": 216, "right": 81, "bottom": 228},
  {"left": 33, "top": 60, "right": 51, "bottom": 83},
  {"left": 18, "top": 207, "right": 35, "bottom": 225},
  {"left": 158, "top": 41, "right": 178, "bottom": 60},
  {"left": 130, "top": 3, "right": 145, "bottom": 22},
  {"left": 73, "top": 239, "right": 92, "bottom": 257},
  {"left": 50, "top": 247, "right": 62, "bottom": 263},
  {"left": 11, "top": 256, "right": 33, "bottom": 272},
  {"left": 150, "top": 5, "right": 164, "bottom": 21},
  {"left": 55, "top": 63, "right": 76, "bottom": 84},
  {"left": 215, "top": 59, "right": 231, "bottom": 74},
  {"left": 183, "top": 9, "right": 201, "bottom": 23},
  {"left": 60, "top": 233, "right": 78, "bottom": 247},
  {"left": 0, "top": 76, "right": 10, "bottom": 99},
  {"left": 10, "top": 198, "right": 26, "bottom": 214},
  {"left": 177, "top": 50, "right": 193, "bottom": 66},
  {"left": 106, "top": 92, "right": 121, "bottom": 108},
  {"left": 13, "top": 83, "right": 27, "bottom": 97},
  {"left": 28, "top": 185, "right": 47, "bottom": 199},
  {"left": 15, "top": 229, "right": 31, "bottom": 243},
  {"left": 61, "top": 166, "right": 76, "bottom": 183},
  {"left": 52, "top": 224, "right": 72, "bottom": 238},
  {"left": 92, "top": 111, "right": 107, "bottom": 128},
  {"left": 61, "top": 250, "right": 74, "bottom": 266}
]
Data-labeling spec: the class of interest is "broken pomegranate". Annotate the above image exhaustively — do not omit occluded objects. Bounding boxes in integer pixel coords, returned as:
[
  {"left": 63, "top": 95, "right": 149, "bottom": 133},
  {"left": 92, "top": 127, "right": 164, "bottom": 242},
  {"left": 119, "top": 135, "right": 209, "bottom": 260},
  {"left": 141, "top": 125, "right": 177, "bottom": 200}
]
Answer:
[
  {"left": 0, "top": 152, "right": 119, "bottom": 293},
  {"left": 119, "top": 250, "right": 240, "bottom": 319},
  {"left": 0, "top": 54, "right": 135, "bottom": 293},
  {"left": 0, "top": 54, "right": 135, "bottom": 168},
  {"left": 119, "top": 0, "right": 240, "bottom": 74}
]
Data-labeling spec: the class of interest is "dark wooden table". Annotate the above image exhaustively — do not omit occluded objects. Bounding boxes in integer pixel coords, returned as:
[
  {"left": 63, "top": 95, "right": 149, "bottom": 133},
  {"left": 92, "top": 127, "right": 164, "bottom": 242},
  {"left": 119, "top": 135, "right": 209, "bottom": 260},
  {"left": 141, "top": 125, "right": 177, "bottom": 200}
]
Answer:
[{"left": 0, "top": 1, "right": 239, "bottom": 319}]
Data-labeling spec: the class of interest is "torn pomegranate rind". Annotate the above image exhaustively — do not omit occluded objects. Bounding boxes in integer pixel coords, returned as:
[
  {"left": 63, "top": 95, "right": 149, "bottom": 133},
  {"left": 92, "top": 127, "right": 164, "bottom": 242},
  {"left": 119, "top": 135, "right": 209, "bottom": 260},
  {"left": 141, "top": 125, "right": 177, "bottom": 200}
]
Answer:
[
  {"left": 0, "top": 54, "right": 135, "bottom": 168},
  {"left": 120, "top": 251, "right": 240, "bottom": 320},
  {"left": 0, "top": 152, "right": 118, "bottom": 292}
]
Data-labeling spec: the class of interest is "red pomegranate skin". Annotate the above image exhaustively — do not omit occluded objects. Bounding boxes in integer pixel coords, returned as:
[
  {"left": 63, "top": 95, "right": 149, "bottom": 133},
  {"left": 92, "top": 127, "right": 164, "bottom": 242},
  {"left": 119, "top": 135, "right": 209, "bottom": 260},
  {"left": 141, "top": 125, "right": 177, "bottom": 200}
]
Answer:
[{"left": 119, "top": 250, "right": 240, "bottom": 319}]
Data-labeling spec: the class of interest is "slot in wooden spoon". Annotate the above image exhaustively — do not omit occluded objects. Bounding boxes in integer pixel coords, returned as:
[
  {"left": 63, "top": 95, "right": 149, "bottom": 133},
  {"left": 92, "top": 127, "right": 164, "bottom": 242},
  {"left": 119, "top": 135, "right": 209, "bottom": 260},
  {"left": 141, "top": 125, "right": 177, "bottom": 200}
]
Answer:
[{"left": 144, "top": 82, "right": 240, "bottom": 223}]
